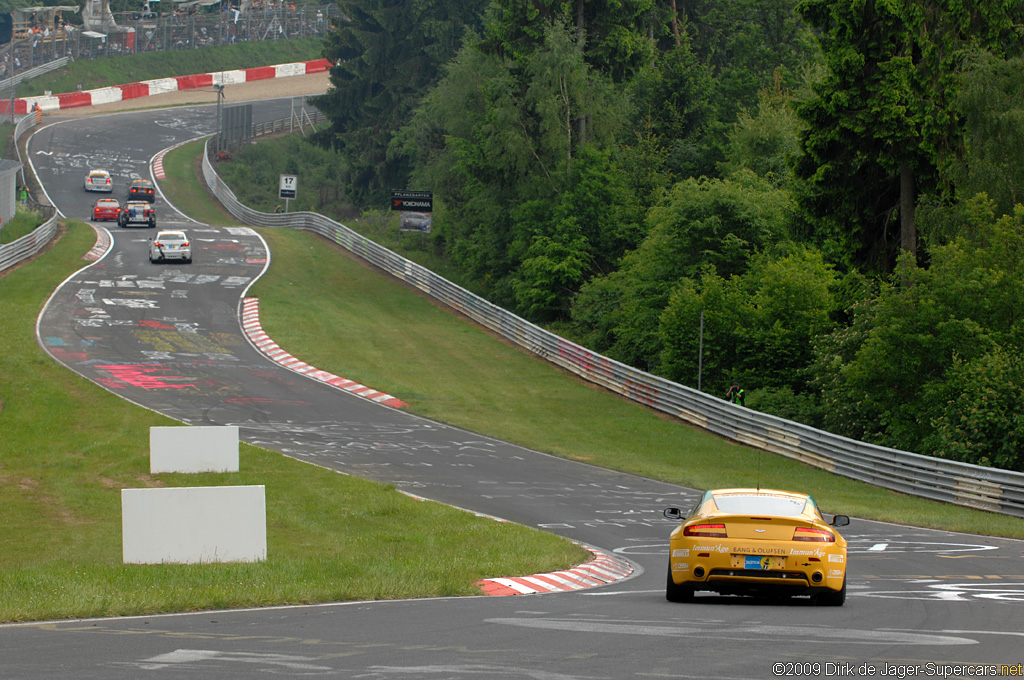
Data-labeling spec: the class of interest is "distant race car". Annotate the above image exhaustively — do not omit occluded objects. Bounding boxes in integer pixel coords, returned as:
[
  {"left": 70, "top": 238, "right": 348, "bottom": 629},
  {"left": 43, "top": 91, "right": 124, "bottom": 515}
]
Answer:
[
  {"left": 127, "top": 178, "right": 156, "bottom": 203},
  {"left": 149, "top": 230, "right": 192, "bottom": 264},
  {"left": 400, "top": 211, "right": 431, "bottom": 232},
  {"left": 84, "top": 169, "right": 113, "bottom": 193},
  {"left": 92, "top": 197, "right": 121, "bottom": 221},
  {"left": 664, "top": 488, "right": 849, "bottom": 605},
  {"left": 118, "top": 201, "right": 156, "bottom": 228}
]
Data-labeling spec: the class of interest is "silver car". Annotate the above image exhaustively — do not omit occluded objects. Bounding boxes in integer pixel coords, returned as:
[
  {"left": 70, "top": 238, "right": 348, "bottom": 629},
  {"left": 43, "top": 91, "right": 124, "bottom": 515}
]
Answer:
[
  {"left": 148, "top": 230, "right": 192, "bottom": 264},
  {"left": 84, "top": 169, "right": 113, "bottom": 193}
]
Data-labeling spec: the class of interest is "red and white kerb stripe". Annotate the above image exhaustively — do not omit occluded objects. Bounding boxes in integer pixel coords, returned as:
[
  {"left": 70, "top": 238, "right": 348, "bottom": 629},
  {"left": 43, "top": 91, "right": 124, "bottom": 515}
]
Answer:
[
  {"left": 241, "top": 296, "right": 408, "bottom": 409},
  {"left": 476, "top": 548, "right": 634, "bottom": 596}
]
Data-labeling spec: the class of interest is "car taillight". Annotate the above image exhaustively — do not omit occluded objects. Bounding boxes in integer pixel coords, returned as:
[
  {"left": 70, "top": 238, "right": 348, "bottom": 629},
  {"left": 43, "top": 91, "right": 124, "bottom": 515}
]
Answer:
[
  {"left": 793, "top": 527, "right": 835, "bottom": 543},
  {"left": 154, "top": 241, "right": 163, "bottom": 247},
  {"left": 182, "top": 241, "right": 189, "bottom": 247},
  {"left": 683, "top": 523, "right": 727, "bottom": 538}
]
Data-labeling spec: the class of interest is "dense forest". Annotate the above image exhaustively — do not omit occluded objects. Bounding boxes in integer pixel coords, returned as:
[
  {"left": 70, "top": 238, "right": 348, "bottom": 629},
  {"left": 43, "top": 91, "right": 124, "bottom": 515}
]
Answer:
[{"left": 301, "top": 0, "right": 1024, "bottom": 471}]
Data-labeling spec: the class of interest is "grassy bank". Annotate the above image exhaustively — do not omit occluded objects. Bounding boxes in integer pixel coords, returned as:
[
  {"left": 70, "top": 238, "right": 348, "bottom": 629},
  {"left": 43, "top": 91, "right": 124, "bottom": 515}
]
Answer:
[
  {"left": 0, "top": 205, "right": 46, "bottom": 244},
  {"left": 18, "top": 38, "right": 325, "bottom": 97},
  {"left": 164, "top": 143, "right": 1024, "bottom": 539},
  {"left": 0, "top": 220, "right": 587, "bottom": 623}
]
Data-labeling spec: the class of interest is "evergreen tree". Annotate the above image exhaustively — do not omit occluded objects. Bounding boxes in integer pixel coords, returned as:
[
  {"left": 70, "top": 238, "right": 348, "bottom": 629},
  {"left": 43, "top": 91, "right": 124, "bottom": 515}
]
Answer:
[
  {"left": 794, "top": 0, "right": 1024, "bottom": 272},
  {"left": 311, "top": 0, "right": 488, "bottom": 205}
]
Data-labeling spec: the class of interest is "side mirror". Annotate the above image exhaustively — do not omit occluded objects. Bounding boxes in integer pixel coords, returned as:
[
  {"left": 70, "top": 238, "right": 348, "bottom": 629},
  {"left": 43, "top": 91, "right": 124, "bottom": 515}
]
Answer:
[
  {"left": 663, "top": 507, "right": 682, "bottom": 520},
  {"left": 831, "top": 514, "right": 850, "bottom": 527}
]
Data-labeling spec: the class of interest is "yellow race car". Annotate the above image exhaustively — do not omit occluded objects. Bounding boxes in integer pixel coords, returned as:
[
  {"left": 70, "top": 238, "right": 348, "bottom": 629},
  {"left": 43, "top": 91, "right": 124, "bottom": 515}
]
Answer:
[{"left": 664, "top": 488, "right": 849, "bottom": 605}]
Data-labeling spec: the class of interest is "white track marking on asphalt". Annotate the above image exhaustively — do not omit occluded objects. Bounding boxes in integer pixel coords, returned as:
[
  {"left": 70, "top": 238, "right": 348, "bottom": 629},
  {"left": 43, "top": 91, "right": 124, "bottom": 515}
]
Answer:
[{"left": 485, "top": 619, "right": 978, "bottom": 645}]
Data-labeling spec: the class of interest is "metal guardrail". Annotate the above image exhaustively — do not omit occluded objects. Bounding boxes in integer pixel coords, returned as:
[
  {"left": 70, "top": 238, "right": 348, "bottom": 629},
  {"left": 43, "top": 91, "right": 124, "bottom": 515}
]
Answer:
[
  {"left": 0, "top": 116, "right": 59, "bottom": 274},
  {"left": 251, "top": 109, "right": 325, "bottom": 138},
  {"left": 0, "top": 57, "right": 70, "bottom": 94},
  {"left": 202, "top": 140, "right": 1024, "bottom": 518},
  {"left": 0, "top": 203, "right": 59, "bottom": 274},
  {"left": 14, "top": 110, "right": 38, "bottom": 185}
]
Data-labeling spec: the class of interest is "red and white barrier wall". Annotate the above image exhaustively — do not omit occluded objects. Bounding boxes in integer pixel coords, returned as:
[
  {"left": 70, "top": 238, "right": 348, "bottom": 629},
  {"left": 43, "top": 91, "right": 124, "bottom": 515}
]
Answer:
[{"left": 3, "top": 58, "right": 331, "bottom": 115}]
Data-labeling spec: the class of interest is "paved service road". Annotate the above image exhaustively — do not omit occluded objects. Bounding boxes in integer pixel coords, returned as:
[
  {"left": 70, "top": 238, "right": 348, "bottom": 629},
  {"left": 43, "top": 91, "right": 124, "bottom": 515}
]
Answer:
[{"left": 5, "top": 103, "right": 1024, "bottom": 680}]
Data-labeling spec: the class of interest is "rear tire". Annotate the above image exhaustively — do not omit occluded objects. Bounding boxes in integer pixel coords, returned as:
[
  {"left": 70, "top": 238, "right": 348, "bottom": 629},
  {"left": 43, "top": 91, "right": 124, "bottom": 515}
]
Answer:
[
  {"left": 816, "top": 578, "right": 846, "bottom": 607},
  {"left": 666, "top": 564, "right": 695, "bottom": 603}
]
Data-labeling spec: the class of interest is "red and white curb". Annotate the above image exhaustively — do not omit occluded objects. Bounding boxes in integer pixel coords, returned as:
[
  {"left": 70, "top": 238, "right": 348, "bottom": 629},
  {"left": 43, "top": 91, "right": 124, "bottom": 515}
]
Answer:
[
  {"left": 476, "top": 547, "right": 634, "bottom": 596},
  {"left": 6, "top": 58, "right": 331, "bottom": 114},
  {"left": 83, "top": 224, "right": 112, "bottom": 262},
  {"left": 241, "top": 296, "right": 408, "bottom": 409},
  {"left": 153, "top": 151, "right": 167, "bottom": 180}
]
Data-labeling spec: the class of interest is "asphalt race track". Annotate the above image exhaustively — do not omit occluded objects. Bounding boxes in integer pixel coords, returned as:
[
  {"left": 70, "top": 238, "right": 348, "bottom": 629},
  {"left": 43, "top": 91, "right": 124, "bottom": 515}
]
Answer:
[{"left": 3, "top": 102, "right": 1024, "bottom": 679}]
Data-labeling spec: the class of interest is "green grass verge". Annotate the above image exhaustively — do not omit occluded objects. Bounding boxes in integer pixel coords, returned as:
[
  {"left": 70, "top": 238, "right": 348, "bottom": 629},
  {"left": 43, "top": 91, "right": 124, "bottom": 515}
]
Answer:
[
  {"left": 0, "top": 205, "right": 46, "bottom": 244},
  {"left": 0, "top": 220, "right": 588, "bottom": 623},
  {"left": 160, "top": 143, "right": 1024, "bottom": 540},
  {"left": 17, "top": 38, "right": 325, "bottom": 97},
  {"left": 162, "top": 139, "right": 245, "bottom": 227}
]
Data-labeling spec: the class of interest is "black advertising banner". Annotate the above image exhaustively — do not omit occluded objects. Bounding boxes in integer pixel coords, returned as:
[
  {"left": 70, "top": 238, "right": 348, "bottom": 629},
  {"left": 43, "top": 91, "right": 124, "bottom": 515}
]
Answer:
[{"left": 390, "top": 190, "right": 433, "bottom": 212}]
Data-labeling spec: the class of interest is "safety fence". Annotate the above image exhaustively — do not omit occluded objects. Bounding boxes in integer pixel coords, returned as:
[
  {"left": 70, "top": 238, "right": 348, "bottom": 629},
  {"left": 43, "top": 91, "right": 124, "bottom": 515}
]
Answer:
[
  {"left": 1, "top": 3, "right": 337, "bottom": 103},
  {"left": 251, "top": 109, "right": 326, "bottom": 138},
  {"left": 0, "top": 201, "right": 58, "bottom": 274},
  {"left": 0, "top": 57, "right": 70, "bottom": 95},
  {"left": 0, "top": 114, "right": 58, "bottom": 275},
  {"left": 202, "top": 141, "right": 1024, "bottom": 519}
]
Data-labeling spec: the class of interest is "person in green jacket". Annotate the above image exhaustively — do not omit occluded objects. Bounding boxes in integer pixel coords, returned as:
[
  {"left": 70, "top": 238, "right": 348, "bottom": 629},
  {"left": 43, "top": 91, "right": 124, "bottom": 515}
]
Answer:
[{"left": 726, "top": 382, "right": 745, "bottom": 407}]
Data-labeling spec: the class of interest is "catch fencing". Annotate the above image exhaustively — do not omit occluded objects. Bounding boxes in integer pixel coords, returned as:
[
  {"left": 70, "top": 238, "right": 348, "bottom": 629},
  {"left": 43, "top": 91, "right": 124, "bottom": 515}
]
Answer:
[
  {"left": 251, "top": 109, "right": 325, "bottom": 138},
  {"left": 202, "top": 141, "right": 1024, "bottom": 519},
  {"left": 0, "top": 57, "right": 70, "bottom": 95},
  {"left": 1, "top": 3, "right": 337, "bottom": 108}
]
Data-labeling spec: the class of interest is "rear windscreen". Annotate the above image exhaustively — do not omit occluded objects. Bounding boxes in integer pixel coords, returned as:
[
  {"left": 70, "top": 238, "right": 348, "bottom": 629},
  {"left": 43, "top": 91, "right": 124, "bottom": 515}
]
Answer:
[{"left": 712, "top": 494, "right": 807, "bottom": 517}]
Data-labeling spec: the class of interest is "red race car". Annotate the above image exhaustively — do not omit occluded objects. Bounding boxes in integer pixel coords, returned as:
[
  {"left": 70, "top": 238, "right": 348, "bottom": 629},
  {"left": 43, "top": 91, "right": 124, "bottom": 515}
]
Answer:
[{"left": 92, "top": 198, "right": 121, "bottom": 221}]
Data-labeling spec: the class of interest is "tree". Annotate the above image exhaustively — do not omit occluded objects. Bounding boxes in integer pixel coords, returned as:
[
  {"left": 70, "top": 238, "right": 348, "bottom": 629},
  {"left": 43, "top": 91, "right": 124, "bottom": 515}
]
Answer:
[
  {"left": 678, "top": 0, "right": 818, "bottom": 119},
  {"left": 398, "top": 20, "right": 633, "bottom": 309},
  {"left": 311, "top": 0, "right": 488, "bottom": 205},
  {"left": 659, "top": 248, "right": 836, "bottom": 392},
  {"left": 809, "top": 205, "right": 1024, "bottom": 454},
  {"left": 479, "top": 0, "right": 655, "bottom": 83},
  {"left": 794, "top": 0, "right": 925, "bottom": 271},
  {"left": 946, "top": 51, "right": 1024, "bottom": 218},
  {"left": 794, "top": 0, "right": 1024, "bottom": 273},
  {"left": 570, "top": 169, "right": 794, "bottom": 369},
  {"left": 511, "top": 145, "right": 642, "bottom": 318},
  {"left": 719, "top": 74, "right": 806, "bottom": 188},
  {"left": 929, "top": 349, "right": 1024, "bottom": 472},
  {"left": 628, "top": 41, "right": 717, "bottom": 178}
]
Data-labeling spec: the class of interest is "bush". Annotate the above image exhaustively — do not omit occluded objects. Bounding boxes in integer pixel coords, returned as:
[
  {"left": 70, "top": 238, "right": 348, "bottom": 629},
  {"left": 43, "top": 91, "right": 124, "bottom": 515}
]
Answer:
[{"left": 0, "top": 205, "right": 45, "bottom": 245}]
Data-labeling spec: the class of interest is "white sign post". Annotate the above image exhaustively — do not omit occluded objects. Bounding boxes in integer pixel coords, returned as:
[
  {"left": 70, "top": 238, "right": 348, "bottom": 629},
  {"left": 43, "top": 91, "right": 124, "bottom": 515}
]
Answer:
[{"left": 278, "top": 174, "right": 297, "bottom": 212}]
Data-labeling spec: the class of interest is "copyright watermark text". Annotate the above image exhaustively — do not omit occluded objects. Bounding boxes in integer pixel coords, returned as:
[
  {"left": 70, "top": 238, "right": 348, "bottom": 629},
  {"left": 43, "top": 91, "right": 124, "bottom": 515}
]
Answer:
[{"left": 771, "top": 662, "right": 1024, "bottom": 678}]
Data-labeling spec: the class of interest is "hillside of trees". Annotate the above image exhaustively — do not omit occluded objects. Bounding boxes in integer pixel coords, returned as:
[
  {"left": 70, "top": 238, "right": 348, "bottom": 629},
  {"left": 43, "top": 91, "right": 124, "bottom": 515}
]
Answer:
[{"left": 290, "top": 0, "right": 1024, "bottom": 471}]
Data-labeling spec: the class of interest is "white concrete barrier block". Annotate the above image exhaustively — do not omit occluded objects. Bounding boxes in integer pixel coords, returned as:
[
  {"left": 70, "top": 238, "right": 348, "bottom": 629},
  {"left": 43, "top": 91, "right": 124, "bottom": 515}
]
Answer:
[
  {"left": 143, "top": 77, "right": 179, "bottom": 95},
  {"left": 122, "top": 485, "right": 267, "bottom": 564},
  {"left": 150, "top": 425, "right": 239, "bottom": 473}
]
